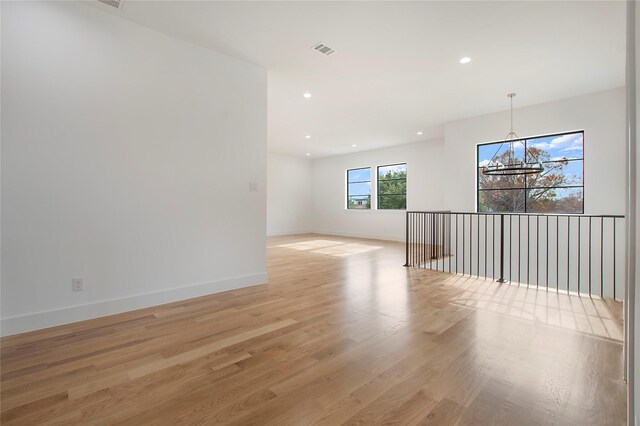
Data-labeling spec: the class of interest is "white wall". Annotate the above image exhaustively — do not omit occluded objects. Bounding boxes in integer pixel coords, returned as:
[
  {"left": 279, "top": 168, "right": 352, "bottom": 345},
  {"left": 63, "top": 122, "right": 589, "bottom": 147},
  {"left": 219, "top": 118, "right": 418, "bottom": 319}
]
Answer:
[
  {"left": 311, "top": 140, "right": 445, "bottom": 241},
  {"left": 436, "top": 89, "right": 627, "bottom": 300},
  {"left": 267, "top": 153, "right": 312, "bottom": 235},
  {"left": 444, "top": 88, "right": 626, "bottom": 214},
  {"left": 307, "top": 88, "right": 625, "bottom": 244},
  {"left": 1, "top": 2, "right": 267, "bottom": 335}
]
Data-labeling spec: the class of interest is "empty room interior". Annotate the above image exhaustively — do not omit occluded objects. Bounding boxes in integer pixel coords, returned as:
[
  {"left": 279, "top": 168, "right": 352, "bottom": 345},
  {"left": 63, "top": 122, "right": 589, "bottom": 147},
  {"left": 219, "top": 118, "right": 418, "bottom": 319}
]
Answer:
[{"left": 3, "top": 0, "right": 640, "bottom": 424}]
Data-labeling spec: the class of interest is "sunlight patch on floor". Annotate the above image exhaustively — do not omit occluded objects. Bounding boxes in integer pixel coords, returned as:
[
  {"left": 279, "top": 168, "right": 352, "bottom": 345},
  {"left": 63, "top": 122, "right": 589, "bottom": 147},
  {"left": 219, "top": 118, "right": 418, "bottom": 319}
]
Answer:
[
  {"left": 276, "top": 239, "right": 383, "bottom": 257},
  {"left": 440, "top": 273, "right": 623, "bottom": 341}
]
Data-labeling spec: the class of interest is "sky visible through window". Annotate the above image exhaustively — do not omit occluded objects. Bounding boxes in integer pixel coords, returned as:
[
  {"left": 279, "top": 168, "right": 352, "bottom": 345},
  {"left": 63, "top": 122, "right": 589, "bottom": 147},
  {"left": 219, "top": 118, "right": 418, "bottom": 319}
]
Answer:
[
  {"left": 347, "top": 168, "right": 371, "bottom": 209},
  {"left": 378, "top": 164, "right": 406, "bottom": 175}
]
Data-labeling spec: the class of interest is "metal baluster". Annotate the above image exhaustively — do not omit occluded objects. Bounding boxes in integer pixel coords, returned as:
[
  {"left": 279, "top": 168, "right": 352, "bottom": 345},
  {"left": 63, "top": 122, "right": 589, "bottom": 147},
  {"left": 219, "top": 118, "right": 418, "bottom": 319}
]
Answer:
[
  {"left": 437, "top": 213, "right": 441, "bottom": 271},
  {"left": 567, "top": 216, "right": 570, "bottom": 294},
  {"left": 408, "top": 213, "right": 412, "bottom": 267},
  {"left": 414, "top": 213, "right": 418, "bottom": 268},
  {"left": 463, "top": 215, "right": 466, "bottom": 276},
  {"left": 404, "top": 211, "right": 409, "bottom": 267},
  {"left": 455, "top": 214, "right": 459, "bottom": 274},
  {"left": 546, "top": 216, "right": 549, "bottom": 288},
  {"left": 429, "top": 212, "right": 431, "bottom": 268},
  {"left": 414, "top": 213, "right": 417, "bottom": 268},
  {"left": 422, "top": 212, "right": 424, "bottom": 268},
  {"left": 417, "top": 213, "right": 420, "bottom": 268},
  {"left": 423, "top": 213, "right": 426, "bottom": 269},
  {"left": 477, "top": 215, "right": 480, "bottom": 277},
  {"left": 578, "top": 217, "right": 581, "bottom": 295},
  {"left": 601, "top": 217, "right": 604, "bottom": 297},
  {"left": 484, "top": 215, "right": 488, "bottom": 280},
  {"left": 426, "top": 212, "right": 429, "bottom": 269},
  {"left": 536, "top": 215, "right": 539, "bottom": 288},
  {"left": 441, "top": 213, "right": 445, "bottom": 271},
  {"left": 498, "top": 214, "right": 505, "bottom": 283},
  {"left": 613, "top": 218, "right": 617, "bottom": 300},
  {"left": 589, "top": 216, "right": 592, "bottom": 297},
  {"left": 421, "top": 213, "right": 424, "bottom": 268},
  {"left": 509, "top": 215, "right": 513, "bottom": 282},
  {"left": 422, "top": 213, "right": 425, "bottom": 269},
  {"left": 518, "top": 215, "right": 521, "bottom": 285},
  {"left": 527, "top": 215, "right": 530, "bottom": 285},
  {"left": 493, "top": 215, "right": 497, "bottom": 280},
  {"left": 469, "top": 214, "right": 472, "bottom": 276},
  {"left": 449, "top": 214, "right": 452, "bottom": 273},
  {"left": 439, "top": 213, "right": 442, "bottom": 271},
  {"left": 429, "top": 213, "right": 432, "bottom": 267},
  {"left": 556, "top": 216, "right": 560, "bottom": 291}
]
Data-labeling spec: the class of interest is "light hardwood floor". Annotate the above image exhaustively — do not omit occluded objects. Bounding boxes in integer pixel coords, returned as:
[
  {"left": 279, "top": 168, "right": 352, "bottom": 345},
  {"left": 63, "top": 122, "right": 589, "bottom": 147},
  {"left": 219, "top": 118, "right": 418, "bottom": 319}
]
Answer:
[{"left": 1, "top": 234, "right": 626, "bottom": 425}]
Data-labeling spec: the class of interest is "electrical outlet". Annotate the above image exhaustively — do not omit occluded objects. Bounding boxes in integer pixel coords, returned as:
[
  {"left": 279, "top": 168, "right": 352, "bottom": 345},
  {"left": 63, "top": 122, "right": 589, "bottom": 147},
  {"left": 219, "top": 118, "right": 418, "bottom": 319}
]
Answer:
[
  {"left": 72, "top": 278, "right": 84, "bottom": 292},
  {"left": 249, "top": 182, "right": 258, "bottom": 192}
]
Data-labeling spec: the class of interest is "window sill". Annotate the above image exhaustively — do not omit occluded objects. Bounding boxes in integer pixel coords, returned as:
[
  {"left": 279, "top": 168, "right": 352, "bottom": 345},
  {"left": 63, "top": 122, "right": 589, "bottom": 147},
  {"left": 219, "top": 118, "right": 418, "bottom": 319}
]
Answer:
[{"left": 344, "top": 209, "right": 406, "bottom": 214}]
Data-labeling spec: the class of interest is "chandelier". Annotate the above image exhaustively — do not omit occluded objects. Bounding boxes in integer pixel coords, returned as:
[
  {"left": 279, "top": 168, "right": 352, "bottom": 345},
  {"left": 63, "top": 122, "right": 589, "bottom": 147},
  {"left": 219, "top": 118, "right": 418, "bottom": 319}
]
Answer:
[{"left": 481, "top": 93, "right": 544, "bottom": 176}]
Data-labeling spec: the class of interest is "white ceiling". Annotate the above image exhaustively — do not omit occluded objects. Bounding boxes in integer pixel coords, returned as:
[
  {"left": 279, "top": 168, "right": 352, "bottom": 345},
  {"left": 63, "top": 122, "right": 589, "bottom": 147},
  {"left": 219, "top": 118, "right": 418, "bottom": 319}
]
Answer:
[{"left": 111, "top": 1, "right": 625, "bottom": 158}]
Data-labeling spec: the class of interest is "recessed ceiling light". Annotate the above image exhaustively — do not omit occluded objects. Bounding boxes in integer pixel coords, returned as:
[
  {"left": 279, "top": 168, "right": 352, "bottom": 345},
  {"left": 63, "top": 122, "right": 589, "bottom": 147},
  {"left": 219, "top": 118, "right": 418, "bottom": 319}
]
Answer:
[
  {"left": 416, "top": 131, "right": 423, "bottom": 135},
  {"left": 305, "top": 135, "right": 311, "bottom": 139},
  {"left": 306, "top": 153, "right": 311, "bottom": 156},
  {"left": 303, "top": 93, "right": 312, "bottom": 98},
  {"left": 352, "top": 144, "right": 357, "bottom": 147},
  {"left": 459, "top": 57, "right": 471, "bottom": 64}
]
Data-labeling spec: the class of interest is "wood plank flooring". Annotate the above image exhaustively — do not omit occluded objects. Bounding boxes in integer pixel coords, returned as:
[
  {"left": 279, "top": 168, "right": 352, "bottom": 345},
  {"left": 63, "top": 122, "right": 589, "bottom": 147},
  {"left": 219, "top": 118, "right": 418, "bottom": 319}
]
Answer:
[{"left": 0, "top": 234, "right": 626, "bottom": 425}]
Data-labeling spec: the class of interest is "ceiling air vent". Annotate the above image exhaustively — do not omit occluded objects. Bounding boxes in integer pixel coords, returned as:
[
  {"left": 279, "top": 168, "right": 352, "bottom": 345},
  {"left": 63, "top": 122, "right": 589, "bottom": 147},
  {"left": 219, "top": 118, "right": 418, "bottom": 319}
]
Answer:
[
  {"left": 97, "top": 0, "right": 124, "bottom": 10},
  {"left": 313, "top": 43, "right": 335, "bottom": 56}
]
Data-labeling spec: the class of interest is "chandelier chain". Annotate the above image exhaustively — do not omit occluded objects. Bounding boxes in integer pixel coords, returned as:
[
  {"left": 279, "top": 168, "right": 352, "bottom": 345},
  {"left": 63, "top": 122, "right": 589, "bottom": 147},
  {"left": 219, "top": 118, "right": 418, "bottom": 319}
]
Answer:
[{"left": 480, "top": 92, "right": 544, "bottom": 177}]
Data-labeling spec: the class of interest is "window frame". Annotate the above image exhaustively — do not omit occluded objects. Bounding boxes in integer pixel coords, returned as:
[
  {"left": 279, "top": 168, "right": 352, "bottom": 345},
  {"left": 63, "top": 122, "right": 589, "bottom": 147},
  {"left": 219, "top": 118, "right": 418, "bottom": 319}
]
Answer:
[
  {"left": 376, "top": 162, "right": 407, "bottom": 211},
  {"left": 346, "top": 166, "right": 372, "bottom": 210},
  {"left": 476, "top": 130, "right": 584, "bottom": 214}
]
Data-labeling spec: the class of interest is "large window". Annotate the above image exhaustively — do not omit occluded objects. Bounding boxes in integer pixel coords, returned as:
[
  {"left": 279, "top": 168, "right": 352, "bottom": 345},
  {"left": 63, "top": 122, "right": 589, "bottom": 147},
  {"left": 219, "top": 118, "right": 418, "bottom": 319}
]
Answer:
[
  {"left": 477, "top": 131, "right": 584, "bottom": 213},
  {"left": 347, "top": 167, "right": 371, "bottom": 209},
  {"left": 377, "top": 163, "right": 407, "bottom": 210}
]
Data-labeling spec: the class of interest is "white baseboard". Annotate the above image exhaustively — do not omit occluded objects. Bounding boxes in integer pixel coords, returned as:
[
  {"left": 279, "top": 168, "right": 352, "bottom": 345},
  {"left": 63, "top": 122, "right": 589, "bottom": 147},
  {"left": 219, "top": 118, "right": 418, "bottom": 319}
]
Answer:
[
  {"left": 1, "top": 273, "right": 267, "bottom": 336},
  {"left": 267, "top": 229, "right": 313, "bottom": 236},
  {"left": 312, "top": 229, "right": 405, "bottom": 242}
]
